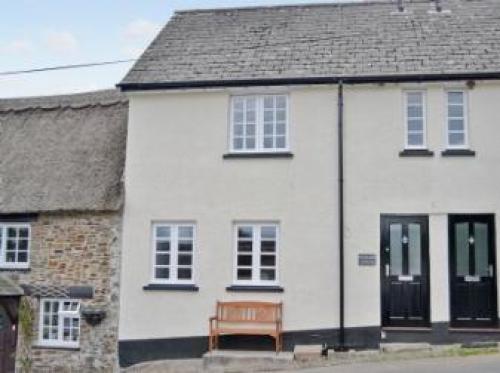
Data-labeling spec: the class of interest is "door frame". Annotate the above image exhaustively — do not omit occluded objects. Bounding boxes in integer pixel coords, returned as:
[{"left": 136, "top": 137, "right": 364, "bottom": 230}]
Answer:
[
  {"left": 380, "top": 214, "right": 431, "bottom": 327},
  {"left": 448, "top": 214, "right": 498, "bottom": 328}
]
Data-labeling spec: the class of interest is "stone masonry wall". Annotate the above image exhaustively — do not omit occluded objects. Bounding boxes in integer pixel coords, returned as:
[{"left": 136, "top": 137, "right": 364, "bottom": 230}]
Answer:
[{"left": 4, "top": 211, "right": 121, "bottom": 372}]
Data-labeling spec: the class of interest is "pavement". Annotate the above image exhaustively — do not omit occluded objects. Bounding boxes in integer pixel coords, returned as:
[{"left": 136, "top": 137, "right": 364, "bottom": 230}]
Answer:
[{"left": 285, "top": 353, "right": 500, "bottom": 373}]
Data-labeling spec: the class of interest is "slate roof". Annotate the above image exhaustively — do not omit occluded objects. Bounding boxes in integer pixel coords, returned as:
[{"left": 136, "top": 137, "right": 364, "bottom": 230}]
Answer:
[
  {"left": 0, "top": 90, "right": 128, "bottom": 213},
  {"left": 120, "top": 0, "right": 500, "bottom": 88}
]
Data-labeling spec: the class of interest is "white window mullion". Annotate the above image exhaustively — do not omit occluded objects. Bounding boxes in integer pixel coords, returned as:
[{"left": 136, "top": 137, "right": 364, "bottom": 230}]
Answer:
[
  {"left": 171, "top": 227, "right": 179, "bottom": 281},
  {"left": 252, "top": 226, "right": 259, "bottom": 283},
  {"left": 1, "top": 226, "right": 5, "bottom": 266}
]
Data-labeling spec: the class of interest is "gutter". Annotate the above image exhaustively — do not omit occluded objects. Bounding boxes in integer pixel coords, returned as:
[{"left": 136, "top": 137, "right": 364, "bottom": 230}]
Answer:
[
  {"left": 117, "top": 71, "right": 500, "bottom": 91},
  {"left": 337, "top": 81, "right": 346, "bottom": 351}
]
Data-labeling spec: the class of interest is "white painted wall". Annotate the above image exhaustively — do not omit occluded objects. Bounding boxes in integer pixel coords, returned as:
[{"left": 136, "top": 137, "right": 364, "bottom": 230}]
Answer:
[
  {"left": 119, "top": 86, "right": 340, "bottom": 340},
  {"left": 120, "top": 80, "right": 500, "bottom": 341},
  {"left": 343, "top": 81, "right": 500, "bottom": 327}
]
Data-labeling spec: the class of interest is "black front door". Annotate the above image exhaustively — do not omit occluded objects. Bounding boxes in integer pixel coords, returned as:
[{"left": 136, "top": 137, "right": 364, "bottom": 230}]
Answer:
[
  {"left": 449, "top": 214, "right": 498, "bottom": 328},
  {"left": 381, "top": 215, "right": 430, "bottom": 327}
]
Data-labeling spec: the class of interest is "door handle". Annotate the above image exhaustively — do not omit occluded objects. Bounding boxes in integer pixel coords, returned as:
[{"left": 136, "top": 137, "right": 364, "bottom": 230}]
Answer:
[
  {"left": 489, "top": 265, "right": 494, "bottom": 278},
  {"left": 385, "top": 264, "right": 390, "bottom": 277}
]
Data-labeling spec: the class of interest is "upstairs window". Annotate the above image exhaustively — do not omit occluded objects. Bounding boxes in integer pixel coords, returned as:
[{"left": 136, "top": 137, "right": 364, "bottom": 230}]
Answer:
[
  {"left": 230, "top": 95, "right": 288, "bottom": 153},
  {"left": 446, "top": 91, "right": 468, "bottom": 148},
  {"left": 152, "top": 223, "right": 195, "bottom": 284},
  {"left": 404, "top": 91, "right": 426, "bottom": 149},
  {"left": 234, "top": 223, "right": 279, "bottom": 286},
  {"left": 0, "top": 224, "right": 30, "bottom": 269}
]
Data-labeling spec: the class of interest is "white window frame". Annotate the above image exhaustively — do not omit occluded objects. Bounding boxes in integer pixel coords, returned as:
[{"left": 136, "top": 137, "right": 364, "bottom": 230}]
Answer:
[
  {"left": 150, "top": 222, "right": 196, "bottom": 285},
  {"left": 232, "top": 222, "right": 280, "bottom": 286},
  {"left": 404, "top": 90, "right": 427, "bottom": 149},
  {"left": 38, "top": 299, "right": 80, "bottom": 348},
  {"left": 0, "top": 223, "right": 30, "bottom": 269},
  {"left": 229, "top": 94, "right": 290, "bottom": 153},
  {"left": 445, "top": 89, "right": 469, "bottom": 149}
]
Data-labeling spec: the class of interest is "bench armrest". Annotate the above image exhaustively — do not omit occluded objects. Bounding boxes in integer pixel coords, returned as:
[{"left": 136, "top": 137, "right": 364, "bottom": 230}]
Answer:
[{"left": 209, "top": 316, "right": 217, "bottom": 332}]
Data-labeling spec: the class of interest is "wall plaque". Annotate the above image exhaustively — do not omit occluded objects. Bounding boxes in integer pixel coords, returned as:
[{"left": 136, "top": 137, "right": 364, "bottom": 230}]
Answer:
[{"left": 358, "top": 253, "right": 377, "bottom": 266}]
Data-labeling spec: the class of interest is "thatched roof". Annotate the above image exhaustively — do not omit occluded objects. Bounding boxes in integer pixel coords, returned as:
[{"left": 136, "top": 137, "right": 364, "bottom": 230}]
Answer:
[{"left": 0, "top": 90, "right": 128, "bottom": 213}]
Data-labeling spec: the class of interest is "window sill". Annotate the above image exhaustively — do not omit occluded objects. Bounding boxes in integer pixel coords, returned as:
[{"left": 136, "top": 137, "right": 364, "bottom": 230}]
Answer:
[
  {"left": 223, "top": 152, "right": 293, "bottom": 159},
  {"left": 33, "top": 344, "right": 80, "bottom": 351},
  {"left": 143, "top": 284, "right": 199, "bottom": 292},
  {"left": 0, "top": 267, "right": 30, "bottom": 272},
  {"left": 226, "top": 285, "right": 284, "bottom": 293},
  {"left": 441, "top": 149, "right": 476, "bottom": 157},
  {"left": 399, "top": 149, "right": 434, "bottom": 157}
]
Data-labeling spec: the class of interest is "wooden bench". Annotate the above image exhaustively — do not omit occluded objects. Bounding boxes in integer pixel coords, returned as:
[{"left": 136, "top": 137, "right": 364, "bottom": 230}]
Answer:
[{"left": 209, "top": 301, "right": 283, "bottom": 352}]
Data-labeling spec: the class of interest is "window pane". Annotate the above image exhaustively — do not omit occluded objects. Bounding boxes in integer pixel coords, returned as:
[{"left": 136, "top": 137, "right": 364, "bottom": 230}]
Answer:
[
  {"left": 19, "top": 228, "right": 29, "bottom": 238},
  {"left": 449, "top": 119, "right": 464, "bottom": 131},
  {"left": 178, "top": 241, "right": 193, "bottom": 252},
  {"left": 264, "top": 111, "right": 274, "bottom": 122},
  {"left": 261, "top": 255, "right": 276, "bottom": 266},
  {"left": 474, "top": 223, "right": 489, "bottom": 277},
  {"left": 448, "top": 92, "right": 463, "bottom": 104},
  {"left": 276, "top": 110, "right": 286, "bottom": 122},
  {"left": 264, "top": 123, "right": 273, "bottom": 135},
  {"left": 407, "top": 92, "right": 423, "bottom": 105},
  {"left": 177, "top": 268, "right": 192, "bottom": 280},
  {"left": 237, "top": 255, "right": 252, "bottom": 266},
  {"left": 237, "top": 269, "right": 252, "bottom": 280},
  {"left": 276, "top": 122, "right": 286, "bottom": 135},
  {"left": 263, "top": 137, "right": 273, "bottom": 148},
  {"left": 407, "top": 105, "right": 423, "bottom": 118},
  {"left": 234, "top": 124, "right": 243, "bottom": 136},
  {"left": 276, "top": 96, "right": 286, "bottom": 109},
  {"left": 234, "top": 111, "right": 243, "bottom": 123},
  {"left": 156, "top": 241, "right": 170, "bottom": 252},
  {"left": 264, "top": 96, "right": 274, "bottom": 108},
  {"left": 233, "top": 138, "right": 243, "bottom": 149},
  {"left": 178, "top": 226, "right": 193, "bottom": 238},
  {"left": 238, "top": 241, "right": 253, "bottom": 252},
  {"left": 276, "top": 136, "right": 286, "bottom": 148},
  {"left": 156, "top": 226, "right": 170, "bottom": 238},
  {"left": 408, "top": 133, "right": 424, "bottom": 146},
  {"left": 408, "top": 224, "right": 421, "bottom": 276},
  {"left": 261, "top": 226, "right": 276, "bottom": 239},
  {"left": 389, "top": 224, "right": 403, "bottom": 276},
  {"left": 260, "top": 269, "right": 275, "bottom": 281},
  {"left": 155, "top": 267, "right": 169, "bottom": 279},
  {"left": 238, "top": 227, "right": 253, "bottom": 239},
  {"left": 178, "top": 254, "right": 192, "bottom": 266},
  {"left": 246, "top": 124, "right": 256, "bottom": 136},
  {"left": 156, "top": 254, "right": 170, "bottom": 265},
  {"left": 6, "top": 252, "right": 15, "bottom": 262},
  {"left": 261, "top": 241, "right": 276, "bottom": 253},
  {"left": 456, "top": 223, "right": 470, "bottom": 277},
  {"left": 407, "top": 119, "right": 423, "bottom": 132},
  {"left": 449, "top": 132, "right": 465, "bottom": 146},
  {"left": 448, "top": 105, "right": 463, "bottom": 118},
  {"left": 245, "top": 138, "right": 255, "bottom": 149},
  {"left": 233, "top": 98, "right": 244, "bottom": 111},
  {"left": 7, "top": 228, "right": 16, "bottom": 238},
  {"left": 17, "top": 252, "right": 27, "bottom": 263},
  {"left": 246, "top": 110, "right": 256, "bottom": 122}
]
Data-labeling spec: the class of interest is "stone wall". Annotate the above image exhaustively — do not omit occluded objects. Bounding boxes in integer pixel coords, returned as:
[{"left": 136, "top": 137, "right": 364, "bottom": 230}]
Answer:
[{"left": 4, "top": 211, "right": 121, "bottom": 372}]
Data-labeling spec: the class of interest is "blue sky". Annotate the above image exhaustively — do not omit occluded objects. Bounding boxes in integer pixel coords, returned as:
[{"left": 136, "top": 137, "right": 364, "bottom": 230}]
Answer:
[{"left": 0, "top": 0, "right": 352, "bottom": 98}]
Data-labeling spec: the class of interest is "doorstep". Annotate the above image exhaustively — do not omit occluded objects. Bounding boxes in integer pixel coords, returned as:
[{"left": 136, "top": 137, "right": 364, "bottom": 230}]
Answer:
[{"left": 203, "top": 350, "right": 295, "bottom": 372}]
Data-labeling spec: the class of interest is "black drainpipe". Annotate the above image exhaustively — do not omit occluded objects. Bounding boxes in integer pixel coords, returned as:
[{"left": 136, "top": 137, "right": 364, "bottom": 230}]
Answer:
[{"left": 337, "top": 80, "right": 346, "bottom": 351}]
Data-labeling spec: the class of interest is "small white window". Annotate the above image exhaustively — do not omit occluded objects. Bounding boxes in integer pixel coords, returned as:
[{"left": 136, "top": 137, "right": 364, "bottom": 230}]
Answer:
[
  {"left": 234, "top": 223, "right": 279, "bottom": 286},
  {"left": 231, "top": 95, "right": 288, "bottom": 152},
  {"left": 0, "top": 224, "right": 30, "bottom": 269},
  {"left": 446, "top": 91, "right": 468, "bottom": 148},
  {"left": 404, "top": 91, "right": 426, "bottom": 149},
  {"left": 39, "top": 299, "right": 80, "bottom": 348},
  {"left": 152, "top": 223, "right": 195, "bottom": 284}
]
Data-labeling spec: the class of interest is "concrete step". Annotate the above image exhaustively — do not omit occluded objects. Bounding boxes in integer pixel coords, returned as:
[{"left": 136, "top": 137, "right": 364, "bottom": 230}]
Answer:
[
  {"left": 380, "top": 342, "right": 432, "bottom": 353},
  {"left": 203, "top": 350, "right": 294, "bottom": 372},
  {"left": 293, "top": 344, "right": 324, "bottom": 361}
]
